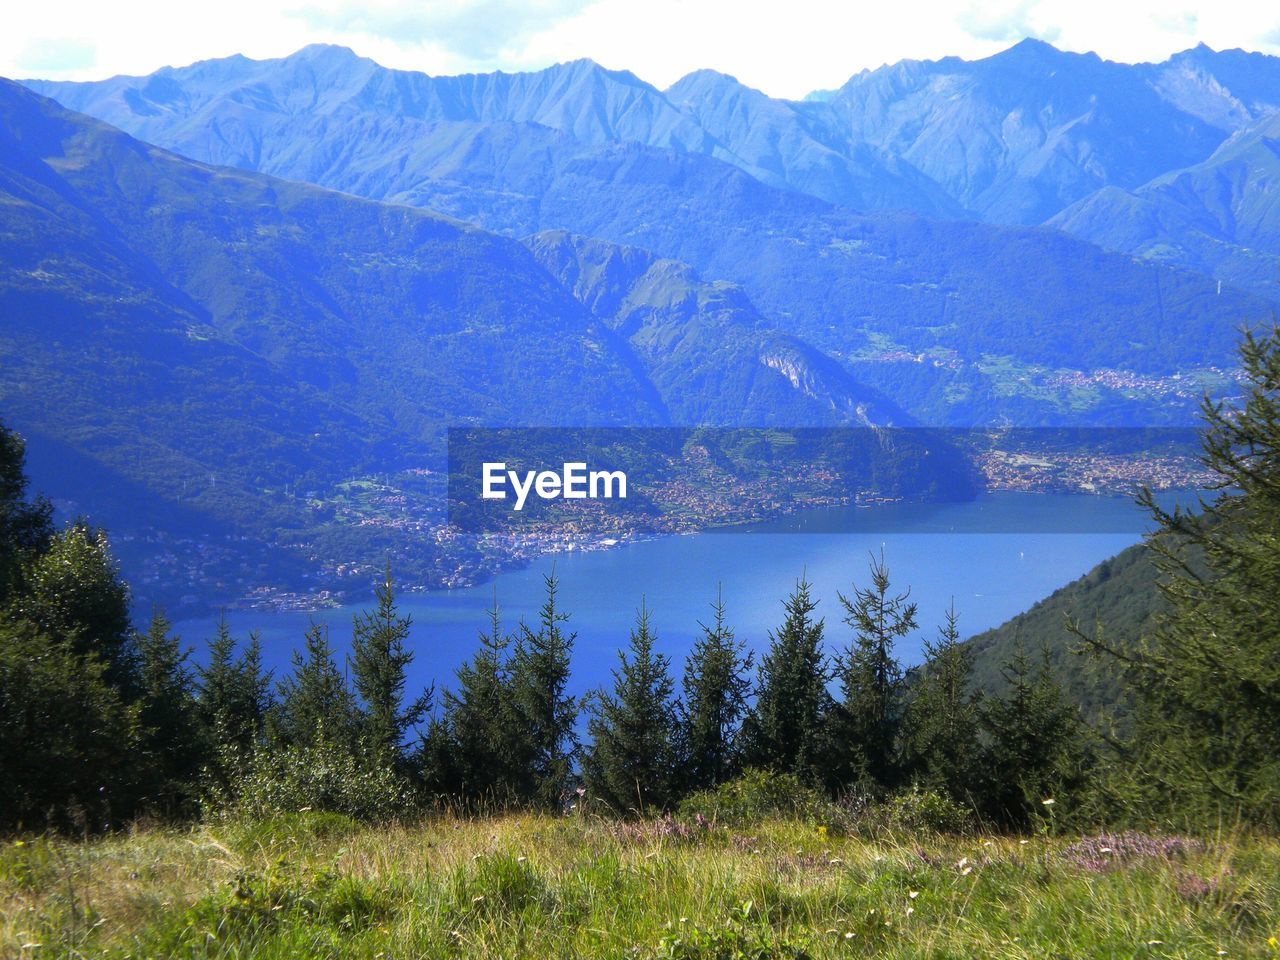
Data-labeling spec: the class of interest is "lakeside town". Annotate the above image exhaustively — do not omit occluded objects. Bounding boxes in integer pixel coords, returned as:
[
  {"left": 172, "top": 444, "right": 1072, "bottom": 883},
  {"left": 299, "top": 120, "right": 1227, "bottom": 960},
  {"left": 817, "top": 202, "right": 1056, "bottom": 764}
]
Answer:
[{"left": 99, "top": 435, "right": 1213, "bottom": 615}]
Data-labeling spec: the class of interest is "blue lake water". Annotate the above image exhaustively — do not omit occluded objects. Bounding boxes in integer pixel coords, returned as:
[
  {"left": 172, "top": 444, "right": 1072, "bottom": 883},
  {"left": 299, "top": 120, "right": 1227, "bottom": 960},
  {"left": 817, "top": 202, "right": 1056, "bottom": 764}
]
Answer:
[{"left": 173, "top": 491, "right": 1190, "bottom": 701}]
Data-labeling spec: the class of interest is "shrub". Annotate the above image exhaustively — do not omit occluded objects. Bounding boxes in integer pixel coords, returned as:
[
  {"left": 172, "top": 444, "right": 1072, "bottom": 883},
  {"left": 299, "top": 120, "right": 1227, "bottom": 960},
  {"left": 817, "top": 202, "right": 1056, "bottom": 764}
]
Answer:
[
  {"left": 677, "top": 770, "right": 834, "bottom": 828},
  {"left": 881, "top": 785, "right": 973, "bottom": 835},
  {"left": 206, "top": 739, "right": 412, "bottom": 822}
]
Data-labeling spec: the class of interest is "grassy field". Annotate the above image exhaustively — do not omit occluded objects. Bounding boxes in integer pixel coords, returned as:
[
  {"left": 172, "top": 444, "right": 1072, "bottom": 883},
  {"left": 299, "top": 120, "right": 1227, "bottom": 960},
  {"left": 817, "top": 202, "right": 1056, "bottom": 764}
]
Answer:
[{"left": 2, "top": 813, "right": 1277, "bottom": 959}]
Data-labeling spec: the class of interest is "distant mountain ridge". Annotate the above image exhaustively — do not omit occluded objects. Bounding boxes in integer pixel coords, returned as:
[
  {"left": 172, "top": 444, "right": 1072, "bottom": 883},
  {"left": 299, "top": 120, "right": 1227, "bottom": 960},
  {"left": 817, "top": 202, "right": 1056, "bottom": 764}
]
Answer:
[
  {"left": 1051, "top": 110, "right": 1280, "bottom": 299},
  {"left": 20, "top": 44, "right": 1274, "bottom": 427},
  {"left": 26, "top": 39, "right": 1280, "bottom": 228}
]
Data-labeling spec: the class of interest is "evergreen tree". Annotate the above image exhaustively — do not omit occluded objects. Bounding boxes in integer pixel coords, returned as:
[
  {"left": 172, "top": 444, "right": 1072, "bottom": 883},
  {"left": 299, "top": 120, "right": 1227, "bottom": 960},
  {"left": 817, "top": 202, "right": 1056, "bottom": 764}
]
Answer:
[
  {"left": 0, "top": 620, "right": 142, "bottom": 831},
  {"left": 9, "top": 522, "right": 137, "bottom": 691},
  {"left": 902, "top": 601, "right": 981, "bottom": 803},
  {"left": 200, "top": 616, "right": 272, "bottom": 762},
  {"left": 511, "top": 573, "right": 578, "bottom": 807},
  {"left": 681, "top": 588, "right": 752, "bottom": 791},
  {"left": 827, "top": 551, "right": 916, "bottom": 793},
  {"left": 585, "top": 601, "right": 681, "bottom": 814},
  {"left": 136, "top": 608, "right": 204, "bottom": 813},
  {"left": 275, "top": 623, "right": 357, "bottom": 750},
  {"left": 1075, "top": 324, "right": 1280, "bottom": 826},
  {"left": 0, "top": 424, "right": 52, "bottom": 607},
  {"left": 741, "top": 577, "right": 830, "bottom": 784},
  {"left": 436, "top": 591, "right": 526, "bottom": 803},
  {"left": 351, "top": 567, "right": 430, "bottom": 768},
  {"left": 979, "top": 642, "right": 1087, "bottom": 829}
]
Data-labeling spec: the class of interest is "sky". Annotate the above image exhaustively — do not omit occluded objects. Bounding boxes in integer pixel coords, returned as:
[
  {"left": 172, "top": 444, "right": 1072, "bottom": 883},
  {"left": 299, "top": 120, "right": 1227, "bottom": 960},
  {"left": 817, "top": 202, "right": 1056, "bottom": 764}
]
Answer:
[{"left": 6, "top": 0, "right": 1280, "bottom": 99}]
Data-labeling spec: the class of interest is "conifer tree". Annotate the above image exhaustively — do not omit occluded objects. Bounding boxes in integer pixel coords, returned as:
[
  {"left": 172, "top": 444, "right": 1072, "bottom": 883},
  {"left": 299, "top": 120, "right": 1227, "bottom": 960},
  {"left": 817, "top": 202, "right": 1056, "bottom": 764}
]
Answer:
[
  {"left": 0, "top": 424, "right": 52, "bottom": 607},
  {"left": 1075, "top": 324, "right": 1280, "bottom": 826},
  {"left": 351, "top": 567, "right": 430, "bottom": 768},
  {"left": 741, "top": 577, "right": 830, "bottom": 784},
  {"left": 585, "top": 601, "right": 681, "bottom": 814},
  {"left": 136, "top": 608, "right": 204, "bottom": 813},
  {"left": 979, "top": 642, "right": 1086, "bottom": 828},
  {"left": 826, "top": 551, "right": 916, "bottom": 793},
  {"left": 275, "top": 623, "right": 357, "bottom": 750},
  {"left": 511, "top": 572, "right": 578, "bottom": 807},
  {"left": 902, "top": 601, "right": 981, "bottom": 802},
  {"left": 681, "top": 587, "right": 751, "bottom": 791},
  {"left": 10, "top": 522, "right": 137, "bottom": 691},
  {"left": 200, "top": 617, "right": 272, "bottom": 773},
  {"left": 437, "top": 591, "right": 525, "bottom": 802}
]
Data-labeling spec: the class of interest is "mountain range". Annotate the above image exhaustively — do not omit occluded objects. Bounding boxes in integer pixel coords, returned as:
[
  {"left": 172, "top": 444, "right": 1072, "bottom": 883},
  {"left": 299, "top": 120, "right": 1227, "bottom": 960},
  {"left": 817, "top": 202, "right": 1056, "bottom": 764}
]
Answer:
[
  {"left": 23, "top": 43, "right": 1275, "bottom": 425},
  {"left": 6, "top": 38, "right": 1280, "bottom": 609}
]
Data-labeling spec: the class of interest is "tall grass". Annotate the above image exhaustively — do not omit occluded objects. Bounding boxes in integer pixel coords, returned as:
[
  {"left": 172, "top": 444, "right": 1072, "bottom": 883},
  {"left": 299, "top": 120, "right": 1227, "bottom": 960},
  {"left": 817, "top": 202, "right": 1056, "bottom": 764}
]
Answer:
[{"left": 2, "top": 812, "right": 1277, "bottom": 958}]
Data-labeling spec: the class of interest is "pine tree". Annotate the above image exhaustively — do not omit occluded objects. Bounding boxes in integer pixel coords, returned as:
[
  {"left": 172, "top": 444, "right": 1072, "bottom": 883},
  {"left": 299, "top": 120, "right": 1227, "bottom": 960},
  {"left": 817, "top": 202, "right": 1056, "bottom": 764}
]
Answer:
[
  {"left": 585, "top": 601, "right": 681, "bottom": 814},
  {"left": 275, "top": 623, "right": 357, "bottom": 750},
  {"left": 826, "top": 551, "right": 916, "bottom": 793},
  {"left": 902, "top": 601, "right": 981, "bottom": 803},
  {"left": 741, "top": 577, "right": 830, "bottom": 784},
  {"left": 511, "top": 573, "right": 578, "bottom": 807},
  {"left": 1075, "top": 324, "right": 1280, "bottom": 826},
  {"left": 199, "top": 616, "right": 272, "bottom": 778},
  {"left": 437, "top": 590, "right": 525, "bottom": 803},
  {"left": 10, "top": 522, "right": 137, "bottom": 692},
  {"left": 0, "top": 620, "right": 142, "bottom": 831},
  {"left": 978, "top": 642, "right": 1086, "bottom": 829},
  {"left": 351, "top": 567, "right": 429, "bottom": 769},
  {"left": 681, "top": 587, "right": 751, "bottom": 791},
  {"left": 136, "top": 608, "right": 204, "bottom": 813},
  {"left": 0, "top": 424, "right": 52, "bottom": 607}
]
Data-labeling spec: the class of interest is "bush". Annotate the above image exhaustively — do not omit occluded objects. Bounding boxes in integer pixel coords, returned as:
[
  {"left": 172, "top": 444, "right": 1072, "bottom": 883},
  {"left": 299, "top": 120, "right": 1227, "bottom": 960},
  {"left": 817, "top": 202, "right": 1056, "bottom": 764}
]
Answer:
[
  {"left": 840, "top": 785, "right": 973, "bottom": 836},
  {"left": 882, "top": 785, "right": 972, "bottom": 834},
  {"left": 677, "top": 770, "right": 834, "bottom": 828},
  {"left": 206, "top": 739, "right": 412, "bottom": 822}
]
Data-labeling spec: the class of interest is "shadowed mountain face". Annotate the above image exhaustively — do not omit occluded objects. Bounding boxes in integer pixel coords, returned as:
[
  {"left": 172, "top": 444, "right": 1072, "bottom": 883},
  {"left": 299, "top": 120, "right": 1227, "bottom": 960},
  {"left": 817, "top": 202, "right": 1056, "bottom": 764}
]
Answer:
[
  {"left": 22, "top": 46, "right": 1274, "bottom": 427},
  {"left": 1051, "top": 111, "right": 1280, "bottom": 299},
  {"left": 0, "top": 78, "right": 671, "bottom": 547}
]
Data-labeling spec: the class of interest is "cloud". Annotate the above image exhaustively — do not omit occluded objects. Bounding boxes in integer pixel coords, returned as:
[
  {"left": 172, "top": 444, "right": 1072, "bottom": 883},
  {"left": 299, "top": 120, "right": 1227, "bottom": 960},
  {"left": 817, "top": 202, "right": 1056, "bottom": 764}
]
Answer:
[
  {"left": 16, "top": 37, "right": 97, "bottom": 73},
  {"left": 957, "top": 0, "right": 1060, "bottom": 43},
  {"left": 288, "top": 0, "right": 599, "bottom": 60},
  {"left": 1153, "top": 9, "right": 1199, "bottom": 35}
]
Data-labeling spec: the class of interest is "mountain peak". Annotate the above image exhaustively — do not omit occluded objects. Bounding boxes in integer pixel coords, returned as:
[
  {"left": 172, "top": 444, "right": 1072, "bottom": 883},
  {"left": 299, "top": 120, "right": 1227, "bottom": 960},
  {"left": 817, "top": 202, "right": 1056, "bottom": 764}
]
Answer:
[{"left": 283, "top": 43, "right": 366, "bottom": 66}]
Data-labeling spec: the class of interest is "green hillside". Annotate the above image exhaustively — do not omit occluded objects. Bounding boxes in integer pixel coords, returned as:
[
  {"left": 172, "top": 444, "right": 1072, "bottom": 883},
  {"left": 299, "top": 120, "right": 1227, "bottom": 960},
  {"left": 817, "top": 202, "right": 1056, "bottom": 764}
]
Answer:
[{"left": 963, "top": 539, "right": 1167, "bottom": 723}]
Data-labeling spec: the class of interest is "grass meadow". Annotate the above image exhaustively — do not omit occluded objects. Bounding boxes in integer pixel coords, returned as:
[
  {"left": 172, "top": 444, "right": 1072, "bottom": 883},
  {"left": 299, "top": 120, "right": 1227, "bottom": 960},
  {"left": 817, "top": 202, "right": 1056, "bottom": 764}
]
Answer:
[{"left": 2, "top": 812, "right": 1278, "bottom": 958}]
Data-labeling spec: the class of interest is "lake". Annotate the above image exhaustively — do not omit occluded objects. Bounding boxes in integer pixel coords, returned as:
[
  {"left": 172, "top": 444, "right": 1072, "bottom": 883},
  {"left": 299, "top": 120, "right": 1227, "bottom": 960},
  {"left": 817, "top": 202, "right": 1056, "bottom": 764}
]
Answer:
[{"left": 174, "top": 491, "right": 1189, "bottom": 700}]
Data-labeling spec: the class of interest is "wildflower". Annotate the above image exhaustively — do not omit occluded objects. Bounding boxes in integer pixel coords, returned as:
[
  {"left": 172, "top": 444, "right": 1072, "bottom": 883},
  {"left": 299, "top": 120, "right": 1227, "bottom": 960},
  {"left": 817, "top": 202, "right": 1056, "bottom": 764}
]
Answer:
[
  {"left": 1019, "top": 840, "right": 1029, "bottom": 845},
  {"left": 844, "top": 932, "right": 855, "bottom": 940},
  {"left": 13, "top": 841, "right": 24, "bottom": 847},
  {"left": 961, "top": 866, "right": 973, "bottom": 876},
  {"left": 472, "top": 895, "right": 485, "bottom": 904},
  {"left": 829, "top": 857, "right": 843, "bottom": 865},
  {"left": 1147, "top": 940, "right": 1163, "bottom": 946},
  {"left": 517, "top": 856, "right": 527, "bottom": 863},
  {"left": 908, "top": 891, "right": 919, "bottom": 899},
  {"left": 818, "top": 826, "right": 829, "bottom": 840},
  {"left": 1041, "top": 798, "right": 1055, "bottom": 806},
  {"left": 906, "top": 907, "right": 915, "bottom": 917}
]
